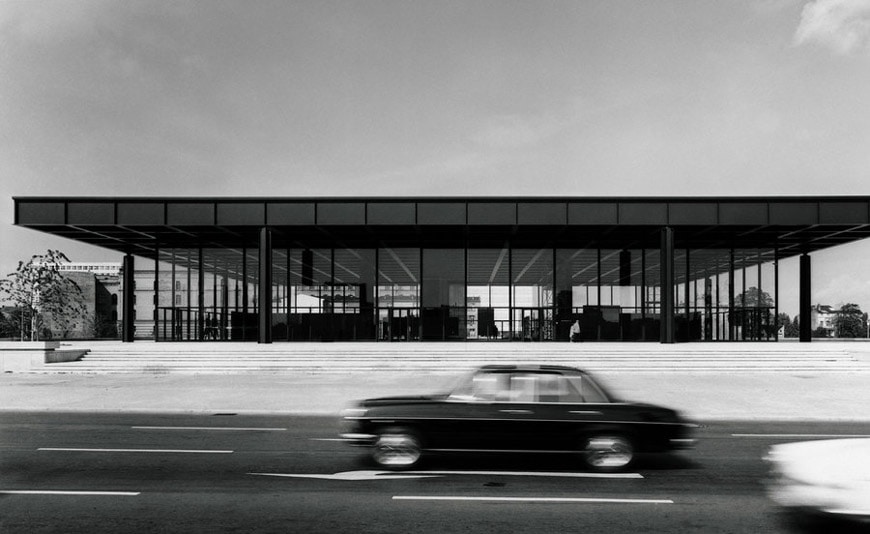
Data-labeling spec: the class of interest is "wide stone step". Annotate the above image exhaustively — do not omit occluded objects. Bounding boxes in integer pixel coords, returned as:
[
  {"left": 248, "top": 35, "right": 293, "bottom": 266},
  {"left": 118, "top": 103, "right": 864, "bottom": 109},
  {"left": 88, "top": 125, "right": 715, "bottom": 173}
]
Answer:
[
  {"left": 43, "top": 364, "right": 870, "bottom": 374},
  {"left": 42, "top": 342, "right": 869, "bottom": 374}
]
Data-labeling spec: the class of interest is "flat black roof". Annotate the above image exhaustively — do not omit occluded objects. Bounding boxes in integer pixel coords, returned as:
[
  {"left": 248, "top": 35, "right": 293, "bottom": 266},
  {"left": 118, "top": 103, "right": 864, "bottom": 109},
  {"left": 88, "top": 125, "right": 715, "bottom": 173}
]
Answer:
[{"left": 14, "top": 196, "right": 870, "bottom": 262}]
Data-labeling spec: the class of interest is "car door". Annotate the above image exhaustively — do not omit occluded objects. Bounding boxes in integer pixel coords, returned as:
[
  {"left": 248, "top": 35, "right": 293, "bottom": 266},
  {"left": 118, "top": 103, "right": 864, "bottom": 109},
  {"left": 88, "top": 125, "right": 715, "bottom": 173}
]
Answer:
[
  {"left": 470, "top": 371, "right": 562, "bottom": 452},
  {"left": 557, "top": 372, "right": 618, "bottom": 447}
]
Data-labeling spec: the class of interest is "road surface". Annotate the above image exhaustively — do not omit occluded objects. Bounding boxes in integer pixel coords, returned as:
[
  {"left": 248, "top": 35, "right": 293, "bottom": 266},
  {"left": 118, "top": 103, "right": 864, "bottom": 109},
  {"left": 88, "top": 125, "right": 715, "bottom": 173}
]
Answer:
[{"left": 2, "top": 412, "right": 868, "bottom": 533}]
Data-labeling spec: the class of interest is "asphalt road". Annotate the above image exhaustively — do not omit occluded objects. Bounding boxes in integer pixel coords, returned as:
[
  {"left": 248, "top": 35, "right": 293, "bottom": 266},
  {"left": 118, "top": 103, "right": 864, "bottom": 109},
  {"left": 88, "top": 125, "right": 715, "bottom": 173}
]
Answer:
[{"left": 2, "top": 413, "right": 869, "bottom": 534}]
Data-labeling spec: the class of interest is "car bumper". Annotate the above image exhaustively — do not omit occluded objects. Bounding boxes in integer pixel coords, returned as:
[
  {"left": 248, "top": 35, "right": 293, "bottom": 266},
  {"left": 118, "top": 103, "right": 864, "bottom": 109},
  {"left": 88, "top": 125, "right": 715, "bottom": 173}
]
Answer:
[{"left": 767, "top": 481, "right": 870, "bottom": 522}]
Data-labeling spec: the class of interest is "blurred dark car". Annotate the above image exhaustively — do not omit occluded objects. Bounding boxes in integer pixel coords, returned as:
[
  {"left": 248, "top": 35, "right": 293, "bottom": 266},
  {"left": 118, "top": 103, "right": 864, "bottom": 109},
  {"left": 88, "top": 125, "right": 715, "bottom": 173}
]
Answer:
[{"left": 340, "top": 364, "right": 696, "bottom": 471}]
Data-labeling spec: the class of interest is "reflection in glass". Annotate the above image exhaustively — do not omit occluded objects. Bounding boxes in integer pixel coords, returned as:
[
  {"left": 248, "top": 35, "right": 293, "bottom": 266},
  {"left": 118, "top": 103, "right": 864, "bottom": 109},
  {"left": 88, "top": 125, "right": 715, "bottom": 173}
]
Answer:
[
  {"left": 468, "top": 249, "right": 509, "bottom": 340},
  {"left": 378, "top": 248, "right": 420, "bottom": 340},
  {"left": 422, "top": 249, "right": 465, "bottom": 340},
  {"left": 512, "top": 249, "right": 553, "bottom": 341}
]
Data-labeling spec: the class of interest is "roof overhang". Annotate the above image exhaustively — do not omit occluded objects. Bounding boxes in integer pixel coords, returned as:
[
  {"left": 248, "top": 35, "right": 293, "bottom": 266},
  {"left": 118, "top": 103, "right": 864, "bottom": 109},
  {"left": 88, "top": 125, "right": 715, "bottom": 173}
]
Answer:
[{"left": 14, "top": 197, "right": 870, "bottom": 264}]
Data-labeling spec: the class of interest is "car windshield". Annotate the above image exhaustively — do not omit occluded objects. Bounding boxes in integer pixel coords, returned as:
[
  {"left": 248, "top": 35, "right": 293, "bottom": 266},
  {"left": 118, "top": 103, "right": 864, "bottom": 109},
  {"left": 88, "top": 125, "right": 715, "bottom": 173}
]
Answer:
[{"left": 448, "top": 369, "right": 611, "bottom": 403}]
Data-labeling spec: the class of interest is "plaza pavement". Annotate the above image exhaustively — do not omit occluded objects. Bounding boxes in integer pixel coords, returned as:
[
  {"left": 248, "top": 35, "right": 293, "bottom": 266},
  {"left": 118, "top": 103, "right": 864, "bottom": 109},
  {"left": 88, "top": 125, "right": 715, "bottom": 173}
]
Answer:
[{"left": 1, "top": 363, "right": 869, "bottom": 421}]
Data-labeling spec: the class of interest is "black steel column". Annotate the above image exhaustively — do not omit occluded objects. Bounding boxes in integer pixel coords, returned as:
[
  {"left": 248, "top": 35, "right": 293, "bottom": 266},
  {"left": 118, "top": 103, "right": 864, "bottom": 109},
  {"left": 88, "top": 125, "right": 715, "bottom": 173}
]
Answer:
[
  {"left": 800, "top": 253, "right": 812, "bottom": 342},
  {"left": 774, "top": 247, "right": 780, "bottom": 341},
  {"left": 729, "top": 249, "right": 735, "bottom": 341},
  {"left": 660, "top": 227, "right": 675, "bottom": 344},
  {"left": 197, "top": 248, "right": 204, "bottom": 341},
  {"left": 122, "top": 254, "right": 135, "bottom": 342},
  {"left": 153, "top": 245, "right": 159, "bottom": 341},
  {"left": 258, "top": 227, "right": 273, "bottom": 344}
]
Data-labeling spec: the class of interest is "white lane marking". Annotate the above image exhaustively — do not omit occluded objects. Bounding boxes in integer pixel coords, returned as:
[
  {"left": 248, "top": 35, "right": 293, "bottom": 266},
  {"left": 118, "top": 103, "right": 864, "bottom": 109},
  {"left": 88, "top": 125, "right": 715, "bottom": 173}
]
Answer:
[
  {"left": 405, "top": 470, "right": 642, "bottom": 479},
  {"left": 249, "top": 470, "right": 641, "bottom": 481},
  {"left": 38, "top": 448, "right": 233, "bottom": 454},
  {"left": 249, "top": 471, "right": 442, "bottom": 481},
  {"left": 0, "top": 490, "right": 140, "bottom": 496},
  {"left": 732, "top": 434, "right": 870, "bottom": 438},
  {"left": 393, "top": 496, "right": 673, "bottom": 504},
  {"left": 132, "top": 426, "right": 286, "bottom": 431}
]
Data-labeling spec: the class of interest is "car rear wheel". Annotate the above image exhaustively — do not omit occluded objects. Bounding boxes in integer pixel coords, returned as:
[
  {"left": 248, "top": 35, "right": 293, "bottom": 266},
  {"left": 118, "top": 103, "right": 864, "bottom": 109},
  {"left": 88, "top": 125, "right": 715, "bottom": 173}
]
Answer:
[
  {"left": 582, "top": 435, "right": 635, "bottom": 471},
  {"left": 371, "top": 428, "right": 422, "bottom": 469}
]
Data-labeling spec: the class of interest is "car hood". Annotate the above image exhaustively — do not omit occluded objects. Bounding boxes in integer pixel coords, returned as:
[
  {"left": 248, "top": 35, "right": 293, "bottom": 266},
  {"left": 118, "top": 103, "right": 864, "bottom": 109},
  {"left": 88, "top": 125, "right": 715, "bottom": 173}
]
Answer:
[{"left": 768, "top": 438, "right": 870, "bottom": 485}]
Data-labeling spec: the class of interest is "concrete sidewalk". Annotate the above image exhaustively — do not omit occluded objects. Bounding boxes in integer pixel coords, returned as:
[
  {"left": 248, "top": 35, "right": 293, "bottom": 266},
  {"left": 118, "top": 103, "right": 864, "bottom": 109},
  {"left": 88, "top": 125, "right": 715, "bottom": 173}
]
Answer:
[{"left": 1, "top": 369, "right": 868, "bottom": 421}]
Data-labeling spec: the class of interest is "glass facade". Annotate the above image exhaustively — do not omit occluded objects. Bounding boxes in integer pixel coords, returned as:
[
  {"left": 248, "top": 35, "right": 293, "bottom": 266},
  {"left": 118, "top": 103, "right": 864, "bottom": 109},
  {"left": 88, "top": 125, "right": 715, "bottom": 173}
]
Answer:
[{"left": 154, "top": 244, "right": 779, "bottom": 342}]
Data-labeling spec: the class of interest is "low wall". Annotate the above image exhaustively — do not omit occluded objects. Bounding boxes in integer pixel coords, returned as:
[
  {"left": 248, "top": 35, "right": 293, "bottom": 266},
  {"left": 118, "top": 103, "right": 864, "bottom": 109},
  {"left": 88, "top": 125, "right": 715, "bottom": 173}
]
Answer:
[{"left": 0, "top": 342, "right": 86, "bottom": 372}]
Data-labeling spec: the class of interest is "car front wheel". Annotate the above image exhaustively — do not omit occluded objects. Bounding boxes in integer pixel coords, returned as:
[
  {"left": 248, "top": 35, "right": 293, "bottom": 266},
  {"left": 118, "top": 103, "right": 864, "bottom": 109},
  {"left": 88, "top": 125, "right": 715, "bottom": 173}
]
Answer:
[
  {"left": 371, "top": 428, "right": 422, "bottom": 469},
  {"left": 582, "top": 435, "right": 635, "bottom": 471}
]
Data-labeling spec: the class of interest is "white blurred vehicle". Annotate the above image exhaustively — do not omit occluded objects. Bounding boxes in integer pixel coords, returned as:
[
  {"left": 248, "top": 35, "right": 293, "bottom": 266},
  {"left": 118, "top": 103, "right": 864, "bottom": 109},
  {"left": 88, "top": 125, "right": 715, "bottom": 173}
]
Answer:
[{"left": 765, "top": 438, "right": 870, "bottom": 524}]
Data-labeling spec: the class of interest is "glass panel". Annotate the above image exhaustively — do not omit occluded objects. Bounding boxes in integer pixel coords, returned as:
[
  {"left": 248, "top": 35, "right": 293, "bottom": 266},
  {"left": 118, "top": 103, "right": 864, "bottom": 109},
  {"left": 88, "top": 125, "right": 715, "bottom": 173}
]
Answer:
[
  {"left": 287, "top": 249, "right": 330, "bottom": 340},
  {"left": 378, "top": 248, "right": 420, "bottom": 341},
  {"left": 272, "top": 248, "right": 290, "bottom": 341},
  {"left": 556, "top": 249, "right": 597, "bottom": 341},
  {"left": 511, "top": 249, "right": 553, "bottom": 341},
  {"left": 732, "top": 248, "right": 776, "bottom": 341},
  {"left": 333, "top": 249, "right": 376, "bottom": 340},
  {"left": 154, "top": 247, "right": 251, "bottom": 341},
  {"left": 468, "top": 249, "right": 509, "bottom": 340},
  {"left": 422, "top": 249, "right": 465, "bottom": 340}
]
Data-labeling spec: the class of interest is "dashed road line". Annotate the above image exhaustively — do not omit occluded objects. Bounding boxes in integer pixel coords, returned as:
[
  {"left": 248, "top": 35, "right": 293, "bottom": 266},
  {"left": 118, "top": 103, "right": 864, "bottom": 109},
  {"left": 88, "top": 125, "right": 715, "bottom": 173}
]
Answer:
[
  {"left": 38, "top": 448, "right": 233, "bottom": 454},
  {"left": 732, "top": 433, "right": 870, "bottom": 438},
  {"left": 132, "top": 426, "right": 286, "bottom": 431},
  {"left": 405, "top": 470, "right": 643, "bottom": 479},
  {"left": 249, "top": 469, "right": 643, "bottom": 481},
  {"left": 0, "top": 490, "right": 140, "bottom": 496},
  {"left": 393, "top": 496, "right": 673, "bottom": 504}
]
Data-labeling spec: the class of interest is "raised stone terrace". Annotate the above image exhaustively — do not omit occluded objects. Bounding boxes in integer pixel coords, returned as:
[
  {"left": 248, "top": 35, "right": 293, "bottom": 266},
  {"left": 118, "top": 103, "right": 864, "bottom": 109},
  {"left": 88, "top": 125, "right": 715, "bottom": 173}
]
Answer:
[{"left": 41, "top": 340, "right": 870, "bottom": 374}]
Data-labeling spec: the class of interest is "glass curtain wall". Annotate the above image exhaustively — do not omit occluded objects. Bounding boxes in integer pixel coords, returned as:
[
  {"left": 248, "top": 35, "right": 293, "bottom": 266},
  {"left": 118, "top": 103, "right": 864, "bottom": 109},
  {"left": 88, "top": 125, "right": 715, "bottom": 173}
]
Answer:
[
  {"left": 732, "top": 248, "right": 777, "bottom": 341},
  {"left": 557, "top": 249, "right": 657, "bottom": 341},
  {"left": 155, "top": 248, "right": 254, "bottom": 341},
  {"left": 511, "top": 249, "right": 554, "bottom": 341},
  {"left": 422, "top": 249, "right": 466, "bottom": 340},
  {"left": 269, "top": 248, "right": 376, "bottom": 341},
  {"left": 468, "top": 249, "right": 510, "bottom": 340},
  {"left": 153, "top": 242, "right": 778, "bottom": 342},
  {"left": 377, "top": 248, "right": 421, "bottom": 340},
  {"left": 332, "top": 249, "right": 376, "bottom": 340}
]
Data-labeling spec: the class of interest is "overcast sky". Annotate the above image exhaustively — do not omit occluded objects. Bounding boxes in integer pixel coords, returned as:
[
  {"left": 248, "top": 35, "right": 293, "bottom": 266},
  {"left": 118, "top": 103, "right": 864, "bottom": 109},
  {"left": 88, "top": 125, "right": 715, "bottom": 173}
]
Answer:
[{"left": 2, "top": 0, "right": 869, "bottom": 315}]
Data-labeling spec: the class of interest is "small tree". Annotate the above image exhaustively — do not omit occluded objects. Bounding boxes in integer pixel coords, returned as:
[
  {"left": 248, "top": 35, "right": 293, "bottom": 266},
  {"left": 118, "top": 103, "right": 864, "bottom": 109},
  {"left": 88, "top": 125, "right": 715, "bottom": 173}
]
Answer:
[
  {"left": 733, "top": 287, "right": 775, "bottom": 340},
  {"left": 0, "top": 250, "right": 87, "bottom": 341},
  {"left": 0, "top": 309, "right": 17, "bottom": 339},
  {"left": 834, "top": 303, "right": 866, "bottom": 338},
  {"left": 776, "top": 313, "right": 791, "bottom": 338},
  {"left": 784, "top": 315, "right": 801, "bottom": 338}
]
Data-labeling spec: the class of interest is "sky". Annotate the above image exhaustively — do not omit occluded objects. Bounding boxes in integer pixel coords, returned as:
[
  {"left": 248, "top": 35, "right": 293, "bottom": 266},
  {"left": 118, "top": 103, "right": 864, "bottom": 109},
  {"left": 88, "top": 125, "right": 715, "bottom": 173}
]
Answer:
[{"left": 1, "top": 0, "right": 869, "bottom": 316}]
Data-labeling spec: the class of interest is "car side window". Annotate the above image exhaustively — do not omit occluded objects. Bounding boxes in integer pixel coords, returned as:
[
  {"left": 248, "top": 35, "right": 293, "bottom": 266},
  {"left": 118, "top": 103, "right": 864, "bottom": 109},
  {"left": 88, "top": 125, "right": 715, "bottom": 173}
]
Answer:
[
  {"left": 568, "top": 375, "right": 609, "bottom": 403},
  {"left": 468, "top": 372, "right": 510, "bottom": 401},
  {"left": 536, "top": 374, "right": 583, "bottom": 403},
  {"left": 450, "top": 371, "right": 604, "bottom": 404}
]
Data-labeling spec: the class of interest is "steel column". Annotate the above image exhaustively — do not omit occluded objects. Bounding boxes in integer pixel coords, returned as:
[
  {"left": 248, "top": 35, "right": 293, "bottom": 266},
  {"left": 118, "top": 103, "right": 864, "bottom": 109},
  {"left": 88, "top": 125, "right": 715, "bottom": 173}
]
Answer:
[
  {"left": 660, "top": 227, "right": 675, "bottom": 344},
  {"left": 799, "top": 253, "right": 812, "bottom": 342},
  {"left": 258, "top": 227, "right": 273, "bottom": 344},
  {"left": 122, "top": 254, "right": 135, "bottom": 342}
]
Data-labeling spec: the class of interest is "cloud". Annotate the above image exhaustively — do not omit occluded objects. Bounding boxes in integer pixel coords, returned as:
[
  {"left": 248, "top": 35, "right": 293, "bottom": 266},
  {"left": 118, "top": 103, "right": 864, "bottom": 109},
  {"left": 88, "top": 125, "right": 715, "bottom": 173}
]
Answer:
[
  {"left": 0, "top": 0, "right": 111, "bottom": 45},
  {"left": 794, "top": 0, "right": 870, "bottom": 55}
]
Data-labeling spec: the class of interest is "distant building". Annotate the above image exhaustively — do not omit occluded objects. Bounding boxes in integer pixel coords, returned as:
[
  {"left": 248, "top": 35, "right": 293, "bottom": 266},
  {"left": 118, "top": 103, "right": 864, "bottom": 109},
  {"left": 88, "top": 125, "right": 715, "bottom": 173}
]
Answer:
[
  {"left": 57, "top": 262, "right": 155, "bottom": 339},
  {"left": 58, "top": 262, "right": 121, "bottom": 276},
  {"left": 811, "top": 304, "right": 837, "bottom": 337}
]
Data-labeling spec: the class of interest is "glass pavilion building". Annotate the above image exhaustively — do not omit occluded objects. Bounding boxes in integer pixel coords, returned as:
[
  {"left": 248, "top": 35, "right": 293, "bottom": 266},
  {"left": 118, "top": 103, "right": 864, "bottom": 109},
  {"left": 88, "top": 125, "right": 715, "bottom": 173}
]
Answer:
[{"left": 13, "top": 196, "right": 870, "bottom": 344}]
